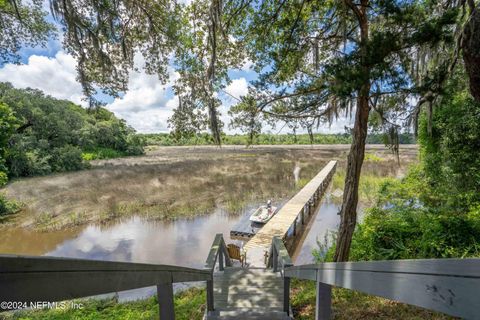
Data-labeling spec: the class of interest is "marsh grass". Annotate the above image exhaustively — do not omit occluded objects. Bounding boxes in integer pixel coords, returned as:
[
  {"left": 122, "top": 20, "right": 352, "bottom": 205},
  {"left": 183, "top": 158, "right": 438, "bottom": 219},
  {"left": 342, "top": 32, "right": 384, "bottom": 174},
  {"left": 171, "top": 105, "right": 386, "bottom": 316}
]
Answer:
[
  {"left": 2, "top": 146, "right": 417, "bottom": 231},
  {"left": 332, "top": 169, "right": 397, "bottom": 206},
  {"left": 364, "top": 152, "right": 385, "bottom": 162}
]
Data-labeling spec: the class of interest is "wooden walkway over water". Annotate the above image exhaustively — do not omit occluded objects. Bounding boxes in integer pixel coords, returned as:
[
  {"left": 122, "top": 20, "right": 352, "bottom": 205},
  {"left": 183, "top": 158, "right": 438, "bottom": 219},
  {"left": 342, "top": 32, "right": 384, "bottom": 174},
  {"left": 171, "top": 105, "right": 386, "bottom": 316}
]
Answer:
[{"left": 244, "top": 160, "right": 337, "bottom": 266}]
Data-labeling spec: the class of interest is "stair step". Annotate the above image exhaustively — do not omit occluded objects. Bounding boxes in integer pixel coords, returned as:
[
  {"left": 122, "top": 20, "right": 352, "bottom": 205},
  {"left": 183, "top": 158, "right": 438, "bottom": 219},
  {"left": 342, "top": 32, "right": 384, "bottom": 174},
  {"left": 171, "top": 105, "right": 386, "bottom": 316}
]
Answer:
[
  {"left": 206, "top": 310, "right": 291, "bottom": 320},
  {"left": 209, "top": 267, "right": 290, "bottom": 319}
]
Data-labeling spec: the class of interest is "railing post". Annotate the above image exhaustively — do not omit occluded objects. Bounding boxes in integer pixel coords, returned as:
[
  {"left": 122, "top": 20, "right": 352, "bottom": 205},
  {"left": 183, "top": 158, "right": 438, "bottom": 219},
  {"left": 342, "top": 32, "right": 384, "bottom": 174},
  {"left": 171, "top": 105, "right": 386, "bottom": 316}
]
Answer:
[
  {"left": 157, "top": 283, "right": 175, "bottom": 320},
  {"left": 273, "top": 246, "right": 278, "bottom": 272},
  {"left": 219, "top": 248, "right": 224, "bottom": 271},
  {"left": 301, "top": 207, "right": 305, "bottom": 225},
  {"left": 293, "top": 217, "right": 297, "bottom": 236},
  {"left": 206, "top": 279, "right": 214, "bottom": 312},
  {"left": 315, "top": 282, "right": 332, "bottom": 320},
  {"left": 284, "top": 276, "right": 290, "bottom": 315}
]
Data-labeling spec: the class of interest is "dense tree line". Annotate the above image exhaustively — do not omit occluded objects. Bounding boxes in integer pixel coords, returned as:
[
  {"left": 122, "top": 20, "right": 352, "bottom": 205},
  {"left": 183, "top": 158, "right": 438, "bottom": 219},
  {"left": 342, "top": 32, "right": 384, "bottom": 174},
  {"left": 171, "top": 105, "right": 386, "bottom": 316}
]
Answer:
[
  {"left": 142, "top": 132, "right": 415, "bottom": 146},
  {"left": 0, "top": 82, "right": 144, "bottom": 179}
]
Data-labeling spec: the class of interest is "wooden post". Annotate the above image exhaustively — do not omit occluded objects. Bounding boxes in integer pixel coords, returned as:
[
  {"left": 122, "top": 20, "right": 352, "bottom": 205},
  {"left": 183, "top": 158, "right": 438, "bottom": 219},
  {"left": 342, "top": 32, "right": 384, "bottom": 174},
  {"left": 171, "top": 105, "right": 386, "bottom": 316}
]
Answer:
[
  {"left": 219, "top": 248, "right": 224, "bottom": 271},
  {"left": 157, "top": 283, "right": 175, "bottom": 320},
  {"left": 293, "top": 217, "right": 297, "bottom": 236},
  {"left": 273, "top": 246, "right": 278, "bottom": 272},
  {"left": 301, "top": 208, "right": 305, "bottom": 225},
  {"left": 315, "top": 282, "right": 332, "bottom": 320},
  {"left": 206, "top": 280, "right": 214, "bottom": 312},
  {"left": 284, "top": 277, "right": 290, "bottom": 315}
]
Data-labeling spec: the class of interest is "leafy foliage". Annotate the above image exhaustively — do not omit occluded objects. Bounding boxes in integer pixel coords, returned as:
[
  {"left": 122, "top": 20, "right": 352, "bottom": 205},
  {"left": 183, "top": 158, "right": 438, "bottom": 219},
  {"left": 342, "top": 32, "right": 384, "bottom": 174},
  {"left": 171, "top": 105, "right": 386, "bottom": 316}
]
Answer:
[
  {"left": 228, "top": 95, "right": 263, "bottom": 145},
  {"left": 0, "top": 0, "right": 55, "bottom": 63},
  {"left": 0, "top": 192, "right": 20, "bottom": 215},
  {"left": 0, "top": 82, "right": 144, "bottom": 178},
  {"left": 349, "top": 183, "right": 480, "bottom": 261},
  {"left": 419, "top": 73, "right": 480, "bottom": 209},
  {"left": 319, "top": 65, "right": 480, "bottom": 262}
]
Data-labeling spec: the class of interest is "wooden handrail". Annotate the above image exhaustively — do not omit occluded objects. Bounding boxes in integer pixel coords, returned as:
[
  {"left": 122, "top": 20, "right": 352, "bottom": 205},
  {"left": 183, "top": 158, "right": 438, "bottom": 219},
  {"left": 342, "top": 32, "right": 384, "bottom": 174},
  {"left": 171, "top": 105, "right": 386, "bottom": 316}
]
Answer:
[
  {"left": 268, "top": 236, "right": 293, "bottom": 316},
  {"left": 0, "top": 254, "right": 211, "bottom": 319},
  {"left": 204, "top": 233, "right": 232, "bottom": 272},
  {"left": 204, "top": 233, "right": 232, "bottom": 313},
  {"left": 285, "top": 258, "right": 480, "bottom": 319},
  {"left": 269, "top": 236, "right": 293, "bottom": 274}
]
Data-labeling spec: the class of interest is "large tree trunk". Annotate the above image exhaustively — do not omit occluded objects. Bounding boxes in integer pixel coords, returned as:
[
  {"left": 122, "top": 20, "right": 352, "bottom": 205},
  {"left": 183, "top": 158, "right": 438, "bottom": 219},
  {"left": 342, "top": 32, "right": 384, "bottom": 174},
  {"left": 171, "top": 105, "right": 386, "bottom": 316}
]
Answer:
[
  {"left": 207, "top": 0, "right": 222, "bottom": 145},
  {"left": 334, "top": 0, "right": 370, "bottom": 262},
  {"left": 333, "top": 94, "right": 370, "bottom": 262},
  {"left": 462, "top": 5, "right": 480, "bottom": 102}
]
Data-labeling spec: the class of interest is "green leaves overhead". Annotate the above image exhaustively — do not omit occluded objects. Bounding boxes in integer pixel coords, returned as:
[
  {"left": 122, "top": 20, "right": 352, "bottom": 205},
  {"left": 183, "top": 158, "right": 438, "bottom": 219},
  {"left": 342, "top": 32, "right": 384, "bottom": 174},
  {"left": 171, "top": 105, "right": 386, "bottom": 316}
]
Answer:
[
  {"left": 49, "top": 0, "right": 182, "bottom": 106},
  {"left": 0, "top": 0, "right": 55, "bottom": 63}
]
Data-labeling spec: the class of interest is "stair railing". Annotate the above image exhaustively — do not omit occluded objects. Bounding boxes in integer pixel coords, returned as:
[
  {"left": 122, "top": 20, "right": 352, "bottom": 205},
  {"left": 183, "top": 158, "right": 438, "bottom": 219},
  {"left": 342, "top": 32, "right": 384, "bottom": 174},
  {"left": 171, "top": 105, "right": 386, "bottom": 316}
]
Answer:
[
  {"left": 285, "top": 258, "right": 480, "bottom": 320},
  {"left": 204, "top": 233, "right": 232, "bottom": 313},
  {"left": 0, "top": 254, "right": 211, "bottom": 320},
  {"left": 268, "top": 236, "right": 293, "bottom": 316}
]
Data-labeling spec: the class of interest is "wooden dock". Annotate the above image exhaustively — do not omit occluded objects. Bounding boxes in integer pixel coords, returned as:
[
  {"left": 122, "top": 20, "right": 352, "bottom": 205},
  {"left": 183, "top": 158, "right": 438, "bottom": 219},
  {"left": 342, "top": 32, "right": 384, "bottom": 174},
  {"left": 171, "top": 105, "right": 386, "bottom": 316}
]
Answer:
[
  {"left": 244, "top": 160, "right": 337, "bottom": 266},
  {"left": 230, "top": 214, "right": 262, "bottom": 240}
]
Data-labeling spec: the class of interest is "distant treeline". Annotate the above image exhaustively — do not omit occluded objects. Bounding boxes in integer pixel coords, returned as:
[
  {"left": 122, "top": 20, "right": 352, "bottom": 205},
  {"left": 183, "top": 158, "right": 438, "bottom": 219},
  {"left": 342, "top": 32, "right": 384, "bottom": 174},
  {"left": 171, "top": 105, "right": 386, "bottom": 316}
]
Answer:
[
  {"left": 0, "top": 82, "right": 144, "bottom": 180},
  {"left": 141, "top": 132, "right": 416, "bottom": 146}
]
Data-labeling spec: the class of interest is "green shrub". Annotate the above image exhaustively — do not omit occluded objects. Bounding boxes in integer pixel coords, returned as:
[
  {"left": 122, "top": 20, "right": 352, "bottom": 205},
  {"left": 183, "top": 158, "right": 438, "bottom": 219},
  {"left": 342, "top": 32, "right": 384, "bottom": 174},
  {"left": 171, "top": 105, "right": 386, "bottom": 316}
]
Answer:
[
  {"left": 350, "top": 204, "right": 480, "bottom": 261},
  {"left": 81, "top": 147, "right": 124, "bottom": 161},
  {"left": 51, "top": 145, "right": 85, "bottom": 172},
  {"left": 0, "top": 171, "right": 7, "bottom": 187},
  {"left": 0, "top": 193, "right": 21, "bottom": 215}
]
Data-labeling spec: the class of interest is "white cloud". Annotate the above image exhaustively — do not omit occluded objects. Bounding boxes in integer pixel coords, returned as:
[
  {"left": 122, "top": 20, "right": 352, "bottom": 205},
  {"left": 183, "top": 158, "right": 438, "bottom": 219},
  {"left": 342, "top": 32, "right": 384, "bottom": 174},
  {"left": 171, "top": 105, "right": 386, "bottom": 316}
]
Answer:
[
  {"left": 224, "top": 77, "right": 248, "bottom": 101},
  {"left": 0, "top": 51, "right": 179, "bottom": 133},
  {"left": 105, "top": 55, "right": 179, "bottom": 132},
  {"left": 114, "top": 96, "right": 178, "bottom": 133},
  {"left": 0, "top": 51, "right": 85, "bottom": 105},
  {"left": 0, "top": 50, "right": 348, "bottom": 134}
]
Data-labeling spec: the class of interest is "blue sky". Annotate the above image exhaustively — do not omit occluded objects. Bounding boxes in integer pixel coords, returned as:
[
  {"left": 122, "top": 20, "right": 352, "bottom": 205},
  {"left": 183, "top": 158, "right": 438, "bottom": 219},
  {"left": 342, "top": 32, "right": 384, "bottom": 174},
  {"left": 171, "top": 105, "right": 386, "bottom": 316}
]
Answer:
[{"left": 0, "top": 12, "right": 351, "bottom": 134}]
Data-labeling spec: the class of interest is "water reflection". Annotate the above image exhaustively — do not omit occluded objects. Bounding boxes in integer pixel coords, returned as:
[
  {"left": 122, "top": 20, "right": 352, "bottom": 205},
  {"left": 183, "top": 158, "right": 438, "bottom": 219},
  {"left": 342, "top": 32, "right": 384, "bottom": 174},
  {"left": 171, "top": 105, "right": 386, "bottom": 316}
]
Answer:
[{"left": 293, "top": 195, "right": 341, "bottom": 265}]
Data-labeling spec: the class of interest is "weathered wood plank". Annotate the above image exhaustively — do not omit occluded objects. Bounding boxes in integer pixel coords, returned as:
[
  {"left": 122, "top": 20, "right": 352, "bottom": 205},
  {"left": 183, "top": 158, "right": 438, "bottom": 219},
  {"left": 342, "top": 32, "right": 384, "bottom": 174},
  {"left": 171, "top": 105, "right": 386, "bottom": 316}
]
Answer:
[
  {"left": 316, "top": 283, "right": 332, "bottom": 320},
  {"left": 205, "top": 234, "right": 223, "bottom": 271},
  {"left": 244, "top": 161, "right": 337, "bottom": 265},
  {"left": 286, "top": 258, "right": 480, "bottom": 277},
  {"left": 0, "top": 255, "right": 210, "bottom": 304},
  {"left": 157, "top": 283, "right": 175, "bottom": 320},
  {"left": 212, "top": 268, "right": 284, "bottom": 312},
  {"left": 285, "top": 259, "right": 480, "bottom": 319}
]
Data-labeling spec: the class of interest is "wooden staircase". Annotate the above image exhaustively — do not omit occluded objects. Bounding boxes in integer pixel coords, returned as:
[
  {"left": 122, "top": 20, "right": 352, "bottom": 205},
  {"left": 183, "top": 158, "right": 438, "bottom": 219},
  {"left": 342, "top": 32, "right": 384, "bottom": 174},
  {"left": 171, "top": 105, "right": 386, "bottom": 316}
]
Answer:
[{"left": 205, "top": 267, "right": 291, "bottom": 320}]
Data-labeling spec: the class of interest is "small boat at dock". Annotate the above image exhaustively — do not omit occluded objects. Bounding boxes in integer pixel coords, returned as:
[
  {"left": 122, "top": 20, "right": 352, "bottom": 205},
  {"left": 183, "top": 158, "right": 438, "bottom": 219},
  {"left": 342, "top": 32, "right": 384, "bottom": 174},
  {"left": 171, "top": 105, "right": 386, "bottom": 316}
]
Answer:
[{"left": 249, "top": 201, "right": 278, "bottom": 224}]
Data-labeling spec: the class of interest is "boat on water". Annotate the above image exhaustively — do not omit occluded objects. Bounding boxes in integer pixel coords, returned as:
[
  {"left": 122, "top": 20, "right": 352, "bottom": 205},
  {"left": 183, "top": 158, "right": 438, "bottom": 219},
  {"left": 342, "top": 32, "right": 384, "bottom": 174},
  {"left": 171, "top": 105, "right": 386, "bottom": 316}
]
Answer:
[{"left": 249, "top": 200, "right": 278, "bottom": 224}]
